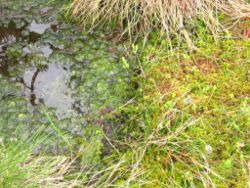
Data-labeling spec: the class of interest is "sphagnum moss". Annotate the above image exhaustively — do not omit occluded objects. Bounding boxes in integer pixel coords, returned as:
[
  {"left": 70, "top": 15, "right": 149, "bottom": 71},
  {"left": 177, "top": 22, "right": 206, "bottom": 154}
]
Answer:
[{"left": 119, "top": 34, "right": 249, "bottom": 187}]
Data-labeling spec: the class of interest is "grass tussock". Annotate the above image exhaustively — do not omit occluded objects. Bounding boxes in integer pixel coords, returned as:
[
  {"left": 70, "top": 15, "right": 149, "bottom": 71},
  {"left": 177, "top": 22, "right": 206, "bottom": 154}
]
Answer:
[
  {"left": 69, "top": 0, "right": 250, "bottom": 47},
  {"left": 0, "top": 139, "right": 82, "bottom": 188}
]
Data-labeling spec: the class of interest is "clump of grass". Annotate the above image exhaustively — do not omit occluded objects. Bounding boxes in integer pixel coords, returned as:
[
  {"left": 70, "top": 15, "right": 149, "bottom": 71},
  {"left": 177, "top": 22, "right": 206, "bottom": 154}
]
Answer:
[
  {"left": 0, "top": 134, "right": 82, "bottom": 187},
  {"left": 0, "top": 109, "right": 84, "bottom": 187},
  {"left": 68, "top": 0, "right": 250, "bottom": 48},
  {"left": 77, "top": 105, "right": 216, "bottom": 187}
]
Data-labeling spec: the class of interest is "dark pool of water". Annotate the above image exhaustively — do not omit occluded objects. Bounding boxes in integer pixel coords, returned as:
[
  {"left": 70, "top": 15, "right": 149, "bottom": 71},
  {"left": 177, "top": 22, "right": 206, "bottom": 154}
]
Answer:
[
  {"left": 23, "top": 63, "right": 74, "bottom": 119},
  {"left": 0, "top": 0, "right": 131, "bottom": 157},
  {"left": 0, "top": 19, "right": 76, "bottom": 119},
  {"left": 0, "top": 21, "right": 22, "bottom": 44}
]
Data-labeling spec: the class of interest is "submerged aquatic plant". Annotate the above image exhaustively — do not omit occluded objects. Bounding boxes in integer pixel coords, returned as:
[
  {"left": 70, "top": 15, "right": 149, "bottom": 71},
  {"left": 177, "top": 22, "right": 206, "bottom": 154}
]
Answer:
[{"left": 68, "top": 0, "right": 250, "bottom": 48}]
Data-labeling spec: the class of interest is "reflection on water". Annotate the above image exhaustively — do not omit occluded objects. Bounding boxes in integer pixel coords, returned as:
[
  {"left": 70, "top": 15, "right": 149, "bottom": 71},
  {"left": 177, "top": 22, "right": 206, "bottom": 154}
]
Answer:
[
  {"left": 0, "top": 21, "right": 22, "bottom": 77},
  {"left": 0, "top": 21, "right": 22, "bottom": 44},
  {"left": 0, "top": 18, "right": 77, "bottom": 120},
  {"left": 29, "top": 20, "right": 50, "bottom": 34},
  {"left": 0, "top": 13, "right": 125, "bottom": 122},
  {"left": 23, "top": 63, "right": 74, "bottom": 119},
  {"left": 40, "top": 45, "right": 53, "bottom": 58}
]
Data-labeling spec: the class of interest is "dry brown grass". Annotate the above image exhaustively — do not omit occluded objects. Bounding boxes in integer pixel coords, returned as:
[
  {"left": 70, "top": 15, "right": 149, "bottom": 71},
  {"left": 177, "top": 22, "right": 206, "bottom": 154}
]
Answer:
[{"left": 69, "top": 0, "right": 250, "bottom": 48}]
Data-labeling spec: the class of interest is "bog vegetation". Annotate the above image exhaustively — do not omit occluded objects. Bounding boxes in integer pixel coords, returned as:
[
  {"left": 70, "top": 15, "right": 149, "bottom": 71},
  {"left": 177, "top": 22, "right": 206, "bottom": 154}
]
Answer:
[{"left": 1, "top": 0, "right": 250, "bottom": 187}]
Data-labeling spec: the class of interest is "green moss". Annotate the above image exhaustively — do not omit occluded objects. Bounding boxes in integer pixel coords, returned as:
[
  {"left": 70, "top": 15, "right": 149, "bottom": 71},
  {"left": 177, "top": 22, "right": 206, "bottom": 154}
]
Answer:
[
  {"left": 5, "top": 44, "right": 23, "bottom": 59},
  {"left": 120, "top": 33, "right": 250, "bottom": 187}
]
